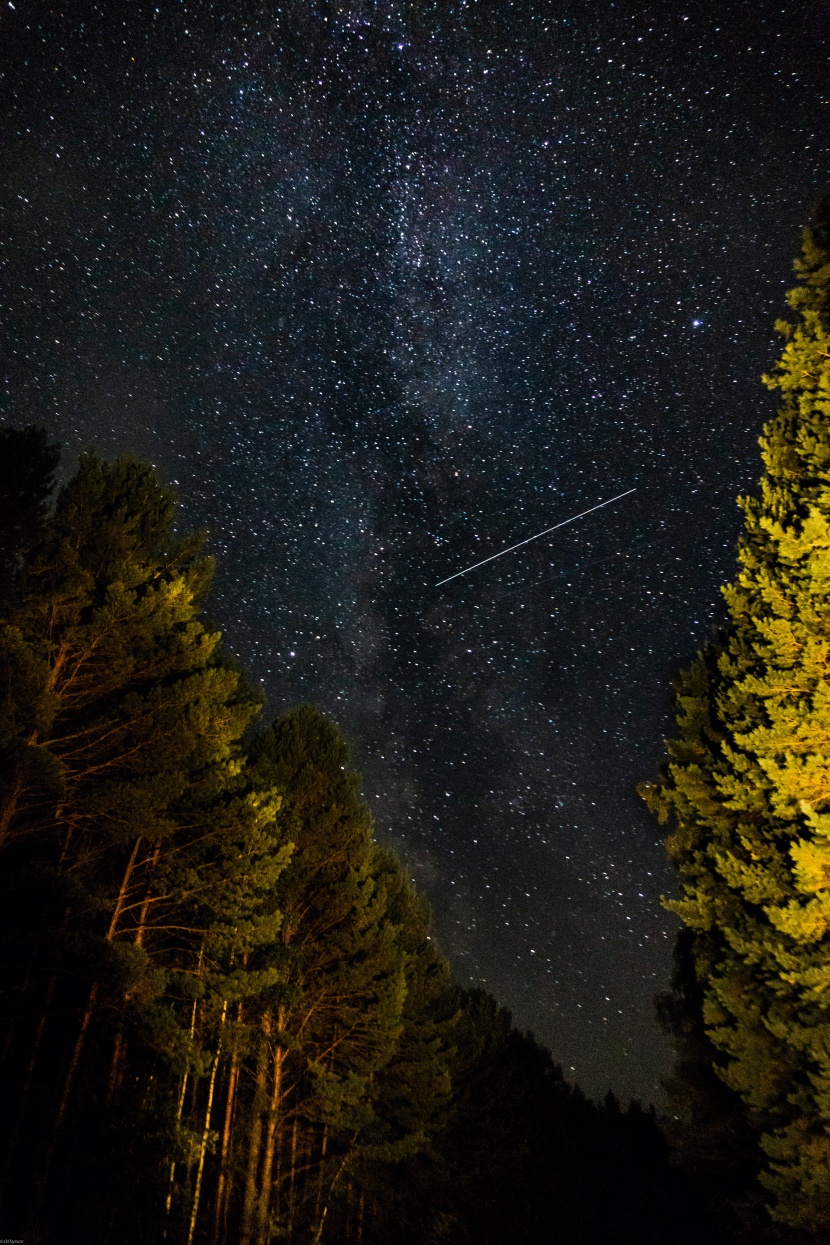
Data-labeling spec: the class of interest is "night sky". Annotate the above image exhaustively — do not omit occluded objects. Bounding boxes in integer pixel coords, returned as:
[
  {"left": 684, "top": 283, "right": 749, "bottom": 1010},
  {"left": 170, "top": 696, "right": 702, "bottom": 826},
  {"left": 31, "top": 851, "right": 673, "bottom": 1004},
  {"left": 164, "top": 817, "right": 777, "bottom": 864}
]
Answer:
[{"left": 1, "top": 0, "right": 828, "bottom": 1104}]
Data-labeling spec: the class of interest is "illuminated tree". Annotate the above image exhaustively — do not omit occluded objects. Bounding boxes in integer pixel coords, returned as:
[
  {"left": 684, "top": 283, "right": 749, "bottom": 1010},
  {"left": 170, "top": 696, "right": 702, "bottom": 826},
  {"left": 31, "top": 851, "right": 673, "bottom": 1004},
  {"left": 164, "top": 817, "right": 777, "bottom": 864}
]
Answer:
[
  {"left": 0, "top": 449, "right": 286, "bottom": 1241},
  {"left": 643, "top": 203, "right": 830, "bottom": 1231}
]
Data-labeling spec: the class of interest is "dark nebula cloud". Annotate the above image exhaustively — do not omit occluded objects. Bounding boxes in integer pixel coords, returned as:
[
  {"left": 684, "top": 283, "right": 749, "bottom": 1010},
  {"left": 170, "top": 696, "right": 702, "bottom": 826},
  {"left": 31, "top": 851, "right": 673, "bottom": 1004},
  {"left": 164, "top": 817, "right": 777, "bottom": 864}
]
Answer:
[{"left": 2, "top": 0, "right": 828, "bottom": 1101}]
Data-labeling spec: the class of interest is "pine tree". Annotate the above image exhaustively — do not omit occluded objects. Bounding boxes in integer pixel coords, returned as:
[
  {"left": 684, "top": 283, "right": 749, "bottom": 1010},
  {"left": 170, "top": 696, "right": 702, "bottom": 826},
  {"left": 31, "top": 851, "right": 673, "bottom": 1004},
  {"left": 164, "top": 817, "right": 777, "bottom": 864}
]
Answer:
[
  {"left": 642, "top": 202, "right": 830, "bottom": 1233},
  {"left": 655, "top": 930, "right": 771, "bottom": 1243},
  {"left": 0, "top": 448, "right": 288, "bottom": 1242},
  {"left": 346, "top": 847, "right": 456, "bottom": 1244},
  {"left": 233, "top": 705, "right": 410, "bottom": 1243}
]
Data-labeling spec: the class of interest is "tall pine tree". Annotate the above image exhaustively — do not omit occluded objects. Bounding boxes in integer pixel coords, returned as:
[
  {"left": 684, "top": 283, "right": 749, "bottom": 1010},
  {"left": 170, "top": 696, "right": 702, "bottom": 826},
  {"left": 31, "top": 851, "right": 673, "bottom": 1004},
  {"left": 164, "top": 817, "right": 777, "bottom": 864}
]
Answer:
[
  {"left": 236, "top": 706, "right": 410, "bottom": 1244},
  {"left": 0, "top": 445, "right": 288, "bottom": 1242},
  {"left": 642, "top": 202, "right": 830, "bottom": 1233}
]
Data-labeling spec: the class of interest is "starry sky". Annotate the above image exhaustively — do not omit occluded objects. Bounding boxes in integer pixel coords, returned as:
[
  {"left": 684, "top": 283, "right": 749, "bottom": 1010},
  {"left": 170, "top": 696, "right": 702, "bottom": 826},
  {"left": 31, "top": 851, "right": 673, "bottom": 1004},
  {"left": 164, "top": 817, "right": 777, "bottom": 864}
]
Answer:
[{"left": 1, "top": 0, "right": 828, "bottom": 1103}]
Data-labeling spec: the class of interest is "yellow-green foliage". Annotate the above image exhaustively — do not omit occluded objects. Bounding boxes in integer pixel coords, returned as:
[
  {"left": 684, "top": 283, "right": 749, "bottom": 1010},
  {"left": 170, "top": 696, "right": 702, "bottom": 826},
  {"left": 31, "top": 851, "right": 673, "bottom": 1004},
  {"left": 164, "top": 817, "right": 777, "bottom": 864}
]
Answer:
[{"left": 644, "top": 208, "right": 830, "bottom": 1231}]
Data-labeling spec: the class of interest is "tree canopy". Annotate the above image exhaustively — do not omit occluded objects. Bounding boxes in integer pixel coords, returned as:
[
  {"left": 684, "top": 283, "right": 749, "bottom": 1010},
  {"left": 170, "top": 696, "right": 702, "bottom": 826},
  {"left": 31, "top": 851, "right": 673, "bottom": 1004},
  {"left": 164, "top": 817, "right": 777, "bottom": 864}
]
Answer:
[{"left": 643, "top": 203, "right": 830, "bottom": 1235}]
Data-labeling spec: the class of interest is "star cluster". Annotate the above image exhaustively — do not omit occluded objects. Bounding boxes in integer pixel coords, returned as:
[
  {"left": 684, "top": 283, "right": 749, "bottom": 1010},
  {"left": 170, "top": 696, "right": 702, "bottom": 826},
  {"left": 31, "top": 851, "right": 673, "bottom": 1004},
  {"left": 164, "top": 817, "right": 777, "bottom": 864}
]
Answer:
[{"left": 1, "top": 0, "right": 828, "bottom": 1101}]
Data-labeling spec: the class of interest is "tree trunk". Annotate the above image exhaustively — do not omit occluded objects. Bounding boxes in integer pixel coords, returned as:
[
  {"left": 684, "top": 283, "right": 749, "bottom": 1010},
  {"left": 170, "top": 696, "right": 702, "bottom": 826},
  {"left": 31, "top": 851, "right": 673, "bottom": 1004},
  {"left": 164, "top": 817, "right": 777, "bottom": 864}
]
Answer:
[
  {"left": 212, "top": 1041, "right": 240, "bottom": 1245},
  {"left": 314, "top": 1125, "right": 328, "bottom": 1224},
  {"left": 53, "top": 835, "right": 143, "bottom": 1130},
  {"left": 212, "top": 987, "right": 245, "bottom": 1245},
  {"left": 107, "top": 836, "right": 143, "bottom": 941},
  {"left": 313, "top": 1137, "right": 355, "bottom": 1245},
  {"left": 256, "top": 1038, "right": 285, "bottom": 1241},
  {"left": 53, "top": 979, "right": 98, "bottom": 1130},
  {"left": 239, "top": 1031, "right": 268, "bottom": 1245},
  {"left": 187, "top": 1000, "right": 227, "bottom": 1245},
  {"left": 133, "top": 841, "right": 161, "bottom": 947},
  {"left": 165, "top": 994, "right": 200, "bottom": 1224},
  {"left": 313, "top": 1153, "right": 346, "bottom": 1245},
  {"left": 288, "top": 1115, "right": 299, "bottom": 1234},
  {"left": 0, "top": 760, "right": 26, "bottom": 852}
]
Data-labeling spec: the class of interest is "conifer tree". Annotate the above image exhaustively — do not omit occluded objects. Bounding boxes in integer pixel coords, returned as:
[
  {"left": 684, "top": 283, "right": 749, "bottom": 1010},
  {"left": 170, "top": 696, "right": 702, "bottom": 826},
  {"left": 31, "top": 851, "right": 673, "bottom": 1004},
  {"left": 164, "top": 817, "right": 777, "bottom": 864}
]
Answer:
[
  {"left": 346, "top": 847, "right": 456, "bottom": 1243},
  {"left": 642, "top": 202, "right": 830, "bottom": 1232},
  {"left": 655, "top": 931, "right": 772, "bottom": 1244},
  {"left": 0, "top": 447, "right": 288, "bottom": 1242},
  {"left": 234, "top": 706, "right": 410, "bottom": 1243}
]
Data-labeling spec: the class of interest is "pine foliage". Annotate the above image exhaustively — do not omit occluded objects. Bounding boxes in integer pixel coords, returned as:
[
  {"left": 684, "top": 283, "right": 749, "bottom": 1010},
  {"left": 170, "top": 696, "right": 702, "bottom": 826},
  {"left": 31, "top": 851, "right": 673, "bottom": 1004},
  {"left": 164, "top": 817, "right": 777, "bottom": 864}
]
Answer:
[
  {"left": 642, "top": 203, "right": 830, "bottom": 1232},
  {"left": 0, "top": 442, "right": 288, "bottom": 1241},
  {"left": 0, "top": 428, "right": 716, "bottom": 1243}
]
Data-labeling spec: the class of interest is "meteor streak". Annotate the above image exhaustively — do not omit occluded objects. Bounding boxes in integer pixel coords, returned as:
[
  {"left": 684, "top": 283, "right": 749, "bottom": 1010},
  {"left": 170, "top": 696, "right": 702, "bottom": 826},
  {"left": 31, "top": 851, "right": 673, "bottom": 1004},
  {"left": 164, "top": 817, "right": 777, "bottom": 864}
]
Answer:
[{"left": 436, "top": 488, "right": 636, "bottom": 587}]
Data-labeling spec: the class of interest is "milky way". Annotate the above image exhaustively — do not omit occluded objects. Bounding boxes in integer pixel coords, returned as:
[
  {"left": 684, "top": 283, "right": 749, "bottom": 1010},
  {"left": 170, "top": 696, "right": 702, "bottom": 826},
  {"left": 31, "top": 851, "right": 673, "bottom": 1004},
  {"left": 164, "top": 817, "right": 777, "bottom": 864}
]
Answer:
[{"left": 1, "top": 0, "right": 828, "bottom": 1100}]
